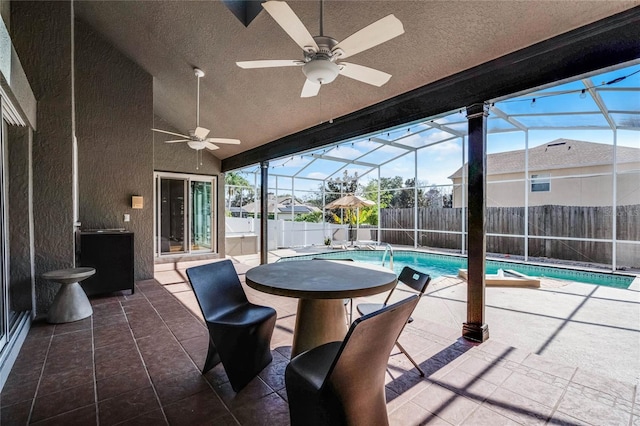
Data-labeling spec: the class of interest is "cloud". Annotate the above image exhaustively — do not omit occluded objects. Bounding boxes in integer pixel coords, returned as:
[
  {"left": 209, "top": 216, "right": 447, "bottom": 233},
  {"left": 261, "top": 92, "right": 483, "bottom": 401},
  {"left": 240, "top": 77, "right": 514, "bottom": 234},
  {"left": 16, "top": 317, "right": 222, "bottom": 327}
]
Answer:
[
  {"left": 305, "top": 171, "right": 328, "bottom": 180},
  {"left": 324, "top": 145, "right": 361, "bottom": 159},
  {"left": 429, "top": 140, "right": 462, "bottom": 155},
  {"left": 354, "top": 140, "right": 379, "bottom": 150}
]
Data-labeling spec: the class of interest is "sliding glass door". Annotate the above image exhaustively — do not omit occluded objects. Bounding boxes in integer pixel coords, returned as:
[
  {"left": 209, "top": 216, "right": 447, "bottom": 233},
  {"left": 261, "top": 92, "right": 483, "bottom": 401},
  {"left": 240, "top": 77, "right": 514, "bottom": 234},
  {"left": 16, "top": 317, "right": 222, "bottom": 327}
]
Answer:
[
  {"left": 159, "top": 177, "right": 186, "bottom": 254},
  {"left": 155, "top": 173, "right": 216, "bottom": 256},
  {"left": 191, "top": 180, "right": 213, "bottom": 251}
]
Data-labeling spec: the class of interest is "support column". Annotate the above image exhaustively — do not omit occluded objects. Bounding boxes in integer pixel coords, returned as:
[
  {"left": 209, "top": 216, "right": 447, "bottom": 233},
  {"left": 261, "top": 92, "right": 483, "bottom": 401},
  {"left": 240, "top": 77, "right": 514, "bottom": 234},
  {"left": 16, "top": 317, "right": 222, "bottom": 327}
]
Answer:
[
  {"left": 260, "top": 161, "right": 269, "bottom": 264},
  {"left": 463, "top": 103, "right": 489, "bottom": 342}
]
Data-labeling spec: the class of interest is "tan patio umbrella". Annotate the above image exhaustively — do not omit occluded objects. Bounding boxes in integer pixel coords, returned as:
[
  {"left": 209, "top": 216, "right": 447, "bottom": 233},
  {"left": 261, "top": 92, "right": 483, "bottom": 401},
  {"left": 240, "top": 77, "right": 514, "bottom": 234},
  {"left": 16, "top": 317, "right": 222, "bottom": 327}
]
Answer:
[
  {"left": 324, "top": 194, "right": 376, "bottom": 245},
  {"left": 324, "top": 194, "right": 375, "bottom": 210}
]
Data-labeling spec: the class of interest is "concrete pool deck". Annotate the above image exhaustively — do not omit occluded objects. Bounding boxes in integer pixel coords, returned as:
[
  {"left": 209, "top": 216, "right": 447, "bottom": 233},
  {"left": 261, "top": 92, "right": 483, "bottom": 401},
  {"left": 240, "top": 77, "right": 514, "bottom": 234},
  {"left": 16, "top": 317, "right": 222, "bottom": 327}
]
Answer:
[{"left": 230, "top": 248, "right": 640, "bottom": 387}]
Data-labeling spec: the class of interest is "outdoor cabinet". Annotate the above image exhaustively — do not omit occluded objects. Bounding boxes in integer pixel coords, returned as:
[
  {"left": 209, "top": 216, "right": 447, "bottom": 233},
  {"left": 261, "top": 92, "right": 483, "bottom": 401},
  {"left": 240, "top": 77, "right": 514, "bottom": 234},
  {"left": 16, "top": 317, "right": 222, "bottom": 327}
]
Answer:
[{"left": 79, "top": 231, "right": 135, "bottom": 296}]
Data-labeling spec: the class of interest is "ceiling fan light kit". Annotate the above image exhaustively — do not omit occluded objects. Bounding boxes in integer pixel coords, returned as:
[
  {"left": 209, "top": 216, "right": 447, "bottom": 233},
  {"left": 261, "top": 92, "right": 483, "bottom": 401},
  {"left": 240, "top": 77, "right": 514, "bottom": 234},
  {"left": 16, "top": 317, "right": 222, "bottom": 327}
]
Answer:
[
  {"left": 303, "top": 58, "right": 339, "bottom": 84},
  {"left": 187, "top": 141, "right": 215, "bottom": 151},
  {"left": 236, "top": 0, "right": 404, "bottom": 97}
]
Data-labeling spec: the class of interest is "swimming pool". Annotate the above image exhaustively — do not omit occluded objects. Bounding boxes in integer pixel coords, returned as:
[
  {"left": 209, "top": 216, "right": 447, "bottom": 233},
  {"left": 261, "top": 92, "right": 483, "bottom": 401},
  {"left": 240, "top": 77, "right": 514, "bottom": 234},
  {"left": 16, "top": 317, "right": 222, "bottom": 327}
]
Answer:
[{"left": 278, "top": 250, "right": 636, "bottom": 289}]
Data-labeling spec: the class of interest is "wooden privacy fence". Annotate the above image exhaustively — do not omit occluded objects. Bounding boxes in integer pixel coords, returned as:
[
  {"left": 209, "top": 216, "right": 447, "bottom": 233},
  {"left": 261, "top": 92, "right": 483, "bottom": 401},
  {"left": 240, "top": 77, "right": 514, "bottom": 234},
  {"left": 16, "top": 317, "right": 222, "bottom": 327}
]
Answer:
[{"left": 379, "top": 205, "right": 640, "bottom": 266}]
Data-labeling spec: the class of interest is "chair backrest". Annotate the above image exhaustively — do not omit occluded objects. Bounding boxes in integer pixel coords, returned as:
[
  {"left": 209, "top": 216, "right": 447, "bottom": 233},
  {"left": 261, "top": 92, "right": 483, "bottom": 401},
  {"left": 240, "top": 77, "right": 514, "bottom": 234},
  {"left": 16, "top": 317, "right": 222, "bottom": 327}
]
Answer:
[
  {"left": 185, "top": 260, "right": 249, "bottom": 322},
  {"left": 398, "top": 266, "right": 431, "bottom": 294},
  {"left": 382, "top": 266, "right": 431, "bottom": 305},
  {"left": 323, "top": 295, "right": 421, "bottom": 423}
]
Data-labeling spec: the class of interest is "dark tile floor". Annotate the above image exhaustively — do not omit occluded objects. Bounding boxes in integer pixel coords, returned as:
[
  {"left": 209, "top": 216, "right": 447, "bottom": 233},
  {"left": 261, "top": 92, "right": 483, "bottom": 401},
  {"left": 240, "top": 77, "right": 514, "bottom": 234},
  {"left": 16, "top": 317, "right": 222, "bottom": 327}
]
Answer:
[
  {"left": 1, "top": 261, "right": 638, "bottom": 425},
  {"left": 0, "top": 278, "right": 292, "bottom": 425}
]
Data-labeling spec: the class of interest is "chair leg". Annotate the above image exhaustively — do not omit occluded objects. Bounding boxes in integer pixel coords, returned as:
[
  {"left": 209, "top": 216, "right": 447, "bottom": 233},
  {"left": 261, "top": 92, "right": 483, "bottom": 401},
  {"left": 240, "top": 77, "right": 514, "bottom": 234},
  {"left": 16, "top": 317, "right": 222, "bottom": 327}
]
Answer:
[
  {"left": 395, "top": 341, "right": 425, "bottom": 377},
  {"left": 343, "top": 299, "right": 353, "bottom": 325},
  {"left": 202, "top": 338, "right": 221, "bottom": 374}
]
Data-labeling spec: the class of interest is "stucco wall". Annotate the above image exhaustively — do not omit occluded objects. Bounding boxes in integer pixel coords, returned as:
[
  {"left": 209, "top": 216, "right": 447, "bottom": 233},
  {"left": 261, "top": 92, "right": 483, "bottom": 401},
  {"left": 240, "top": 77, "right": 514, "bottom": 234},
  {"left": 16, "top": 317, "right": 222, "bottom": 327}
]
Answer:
[
  {"left": 75, "top": 18, "right": 154, "bottom": 280},
  {"left": 7, "top": 125, "right": 33, "bottom": 312},
  {"left": 11, "top": 1, "right": 75, "bottom": 316}
]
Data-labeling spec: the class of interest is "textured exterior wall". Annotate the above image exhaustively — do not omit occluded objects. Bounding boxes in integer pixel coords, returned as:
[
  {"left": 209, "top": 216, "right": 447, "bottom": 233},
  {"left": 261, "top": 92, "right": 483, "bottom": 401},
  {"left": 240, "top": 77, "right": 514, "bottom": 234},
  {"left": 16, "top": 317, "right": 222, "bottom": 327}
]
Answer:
[
  {"left": 75, "top": 19, "right": 154, "bottom": 280},
  {"left": 11, "top": 1, "right": 75, "bottom": 316},
  {"left": 7, "top": 125, "right": 33, "bottom": 312}
]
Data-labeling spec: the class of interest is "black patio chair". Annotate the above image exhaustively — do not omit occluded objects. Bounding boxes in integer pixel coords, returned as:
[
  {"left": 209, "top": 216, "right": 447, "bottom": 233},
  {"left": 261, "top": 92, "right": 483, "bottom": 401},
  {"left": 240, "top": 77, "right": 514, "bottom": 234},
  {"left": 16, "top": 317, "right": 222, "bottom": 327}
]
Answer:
[
  {"left": 285, "top": 295, "right": 420, "bottom": 426},
  {"left": 356, "top": 266, "right": 431, "bottom": 376},
  {"left": 186, "top": 259, "right": 277, "bottom": 392}
]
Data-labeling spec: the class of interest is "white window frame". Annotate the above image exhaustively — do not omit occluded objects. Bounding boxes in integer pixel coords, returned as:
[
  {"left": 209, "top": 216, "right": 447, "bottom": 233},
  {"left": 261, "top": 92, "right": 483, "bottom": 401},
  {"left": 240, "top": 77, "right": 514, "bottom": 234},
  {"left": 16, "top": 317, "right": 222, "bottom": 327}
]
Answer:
[{"left": 530, "top": 173, "right": 551, "bottom": 192}]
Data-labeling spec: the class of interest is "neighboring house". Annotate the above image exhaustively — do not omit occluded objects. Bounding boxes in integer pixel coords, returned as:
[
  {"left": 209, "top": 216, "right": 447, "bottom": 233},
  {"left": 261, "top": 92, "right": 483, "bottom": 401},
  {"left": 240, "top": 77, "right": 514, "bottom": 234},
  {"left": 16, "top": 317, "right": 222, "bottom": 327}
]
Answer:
[
  {"left": 241, "top": 194, "right": 320, "bottom": 220},
  {"left": 449, "top": 139, "right": 640, "bottom": 208},
  {"left": 227, "top": 206, "right": 249, "bottom": 218}
]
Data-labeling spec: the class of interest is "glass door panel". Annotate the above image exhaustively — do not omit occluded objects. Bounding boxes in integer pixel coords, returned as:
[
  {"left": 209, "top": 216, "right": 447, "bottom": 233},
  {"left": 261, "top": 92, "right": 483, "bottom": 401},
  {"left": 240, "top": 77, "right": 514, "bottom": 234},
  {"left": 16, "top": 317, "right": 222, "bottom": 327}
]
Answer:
[
  {"left": 0, "top": 117, "right": 7, "bottom": 348},
  {"left": 160, "top": 178, "right": 186, "bottom": 254},
  {"left": 191, "top": 181, "right": 212, "bottom": 251}
]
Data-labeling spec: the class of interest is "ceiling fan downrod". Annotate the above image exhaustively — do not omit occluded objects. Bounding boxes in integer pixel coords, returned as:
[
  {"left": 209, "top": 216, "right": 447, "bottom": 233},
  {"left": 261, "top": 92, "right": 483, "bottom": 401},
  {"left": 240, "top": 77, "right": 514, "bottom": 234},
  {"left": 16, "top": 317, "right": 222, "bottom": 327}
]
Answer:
[
  {"left": 194, "top": 67, "right": 205, "bottom": 128},
  {"left": 319, "top": 0, "right": 324, "bottom": 37}
]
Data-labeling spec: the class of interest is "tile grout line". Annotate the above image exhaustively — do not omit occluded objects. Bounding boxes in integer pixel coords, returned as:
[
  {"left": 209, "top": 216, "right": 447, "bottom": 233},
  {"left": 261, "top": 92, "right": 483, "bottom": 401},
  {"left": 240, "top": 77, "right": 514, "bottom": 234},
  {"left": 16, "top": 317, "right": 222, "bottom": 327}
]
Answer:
[
  {"left": 91, "top": 314, "right": 99, "bottom": 425},
  {"left": 545, "top": 366, "right": 578, "bottom": 425},
  {"left": 118, "top": 287, "right": 171, "bottom": 425},
  {"left": 628, "top": 384, "right": 637, "bottom": 426},
  {"left": 25, "top": 326, "right": 55, "bottom": 424},
  {"left": 141, "top": 278, "right": 244, "bottom": 425}
]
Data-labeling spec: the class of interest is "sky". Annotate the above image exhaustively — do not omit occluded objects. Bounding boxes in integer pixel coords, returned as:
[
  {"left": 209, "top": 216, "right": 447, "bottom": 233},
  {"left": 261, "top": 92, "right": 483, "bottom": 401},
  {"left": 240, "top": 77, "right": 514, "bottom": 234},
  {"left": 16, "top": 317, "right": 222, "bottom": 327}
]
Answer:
[{"left": 236, "top": 63, "right": 640, "bottom": 194}]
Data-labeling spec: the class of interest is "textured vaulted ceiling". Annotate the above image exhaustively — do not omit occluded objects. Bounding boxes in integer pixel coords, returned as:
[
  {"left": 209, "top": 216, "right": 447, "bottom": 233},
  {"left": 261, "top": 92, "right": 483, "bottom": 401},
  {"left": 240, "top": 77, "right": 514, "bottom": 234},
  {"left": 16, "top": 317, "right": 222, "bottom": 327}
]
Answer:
[{"left": 75, "top": 1, "right": 637, "bottom": 160}]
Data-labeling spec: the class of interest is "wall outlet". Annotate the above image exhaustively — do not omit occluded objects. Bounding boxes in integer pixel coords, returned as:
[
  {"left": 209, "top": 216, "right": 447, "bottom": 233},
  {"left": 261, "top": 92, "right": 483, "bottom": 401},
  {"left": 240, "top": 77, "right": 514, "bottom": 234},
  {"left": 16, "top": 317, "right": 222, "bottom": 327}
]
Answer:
[{"left": 124, "top": 214, "right": 130, "bottom": 222}]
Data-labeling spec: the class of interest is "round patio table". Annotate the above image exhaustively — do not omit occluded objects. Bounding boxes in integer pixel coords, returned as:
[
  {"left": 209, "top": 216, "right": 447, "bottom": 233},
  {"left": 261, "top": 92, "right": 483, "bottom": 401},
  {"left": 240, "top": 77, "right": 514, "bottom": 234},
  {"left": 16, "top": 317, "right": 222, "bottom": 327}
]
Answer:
[
  {"left": 245, "top": 259, "right": 397, "bottom": 357},
  {"left": 42, "top": 267, "right": 95, "bottom": 323}
]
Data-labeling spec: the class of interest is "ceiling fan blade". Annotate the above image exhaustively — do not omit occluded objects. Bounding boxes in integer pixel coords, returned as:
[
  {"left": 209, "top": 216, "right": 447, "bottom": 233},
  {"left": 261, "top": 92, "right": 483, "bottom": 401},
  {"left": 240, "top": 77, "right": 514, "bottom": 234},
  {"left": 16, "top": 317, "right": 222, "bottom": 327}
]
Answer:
[
  {"left": 152, "top": 128, "right": 190, "bottom": 139},
  {"left": 194, "top": 127, "right": 210, "bottom": 139},
  {"left": 301, "top": 79, "right": 321, "bottom": 98},
  {"left": 207, "top": 138, "right": 241, "bottom": 145},
  {"left": 236, "top": 60, "right": 304, "bottom": 69},
  {"left": 205, "top": 142, "right": 220, "bottom": 151},
  {"left": 339, "top": 62, "right": 391, "bottom": 87},
  {"left": 262, "top": 1, "right": 318, "bottom": 52},
  {"left": 164, "top": 139, "right": 190, "bottom": 143},
  {"left": 332, "top": 14, "right": 404, "bottom": 59}
]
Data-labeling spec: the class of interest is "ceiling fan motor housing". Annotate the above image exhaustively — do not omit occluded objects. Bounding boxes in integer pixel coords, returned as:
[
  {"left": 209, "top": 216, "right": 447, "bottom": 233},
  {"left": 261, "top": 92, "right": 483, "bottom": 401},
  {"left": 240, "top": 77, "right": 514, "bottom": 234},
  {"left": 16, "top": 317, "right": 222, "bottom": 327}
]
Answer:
[{"left": 303, "top": 36, "right": 340, "bottom": 84}]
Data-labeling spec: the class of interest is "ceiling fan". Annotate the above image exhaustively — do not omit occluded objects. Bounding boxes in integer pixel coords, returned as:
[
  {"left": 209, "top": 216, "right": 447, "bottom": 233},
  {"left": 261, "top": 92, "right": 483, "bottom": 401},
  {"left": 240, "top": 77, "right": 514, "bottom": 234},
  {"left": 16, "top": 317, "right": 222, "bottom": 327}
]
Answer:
[
  {"left": 236, "top": 0, "right": 404, "bottom": 97},
  {"left": 152, "top": 68, "right": 241, "bottom": 151}
]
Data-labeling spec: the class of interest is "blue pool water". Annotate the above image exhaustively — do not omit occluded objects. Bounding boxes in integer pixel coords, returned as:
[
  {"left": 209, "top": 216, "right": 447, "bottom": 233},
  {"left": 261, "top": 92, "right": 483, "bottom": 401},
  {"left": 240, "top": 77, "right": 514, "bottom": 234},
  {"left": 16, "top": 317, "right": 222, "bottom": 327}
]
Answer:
[{"left": 279, "top": 250, "right": 636, "bottom": 289}]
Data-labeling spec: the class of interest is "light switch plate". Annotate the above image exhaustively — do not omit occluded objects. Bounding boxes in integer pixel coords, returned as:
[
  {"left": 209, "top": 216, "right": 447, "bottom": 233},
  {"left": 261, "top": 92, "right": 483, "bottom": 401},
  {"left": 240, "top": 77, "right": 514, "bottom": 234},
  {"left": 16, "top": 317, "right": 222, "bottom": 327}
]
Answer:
[{"left": 124, "top": 214, "right": 130, "bottom": 222}]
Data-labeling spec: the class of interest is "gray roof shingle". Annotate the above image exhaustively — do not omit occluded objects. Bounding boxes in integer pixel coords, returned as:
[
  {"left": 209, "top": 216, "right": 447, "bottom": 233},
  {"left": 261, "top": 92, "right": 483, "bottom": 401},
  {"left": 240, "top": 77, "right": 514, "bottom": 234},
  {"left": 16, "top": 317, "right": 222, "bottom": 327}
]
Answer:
[{"left": 448, "top": 139, "right": 640, "bottom": 179}]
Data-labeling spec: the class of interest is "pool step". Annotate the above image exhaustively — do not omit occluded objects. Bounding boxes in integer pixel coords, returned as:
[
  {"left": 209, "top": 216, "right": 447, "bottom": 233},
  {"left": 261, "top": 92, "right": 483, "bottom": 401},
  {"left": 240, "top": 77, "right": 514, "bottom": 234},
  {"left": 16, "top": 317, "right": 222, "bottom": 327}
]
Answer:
[{"left": 458, "top": 268, "right": 541, "bottom": 288}]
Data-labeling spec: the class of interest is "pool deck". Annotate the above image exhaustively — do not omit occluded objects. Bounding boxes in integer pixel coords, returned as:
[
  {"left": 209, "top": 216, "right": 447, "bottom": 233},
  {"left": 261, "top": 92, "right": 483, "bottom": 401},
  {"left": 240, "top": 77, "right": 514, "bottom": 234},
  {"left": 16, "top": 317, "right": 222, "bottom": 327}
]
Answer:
[{"left": 232, "top": 248, "right": 640, "bottom": 387}]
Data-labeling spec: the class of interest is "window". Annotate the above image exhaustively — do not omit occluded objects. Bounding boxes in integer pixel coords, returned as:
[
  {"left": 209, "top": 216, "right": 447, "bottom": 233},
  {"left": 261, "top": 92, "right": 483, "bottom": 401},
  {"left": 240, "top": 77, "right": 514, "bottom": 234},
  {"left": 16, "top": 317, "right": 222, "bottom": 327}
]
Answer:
[{"left": 531, "top": 174, "right": 550, "bottom": 192}]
